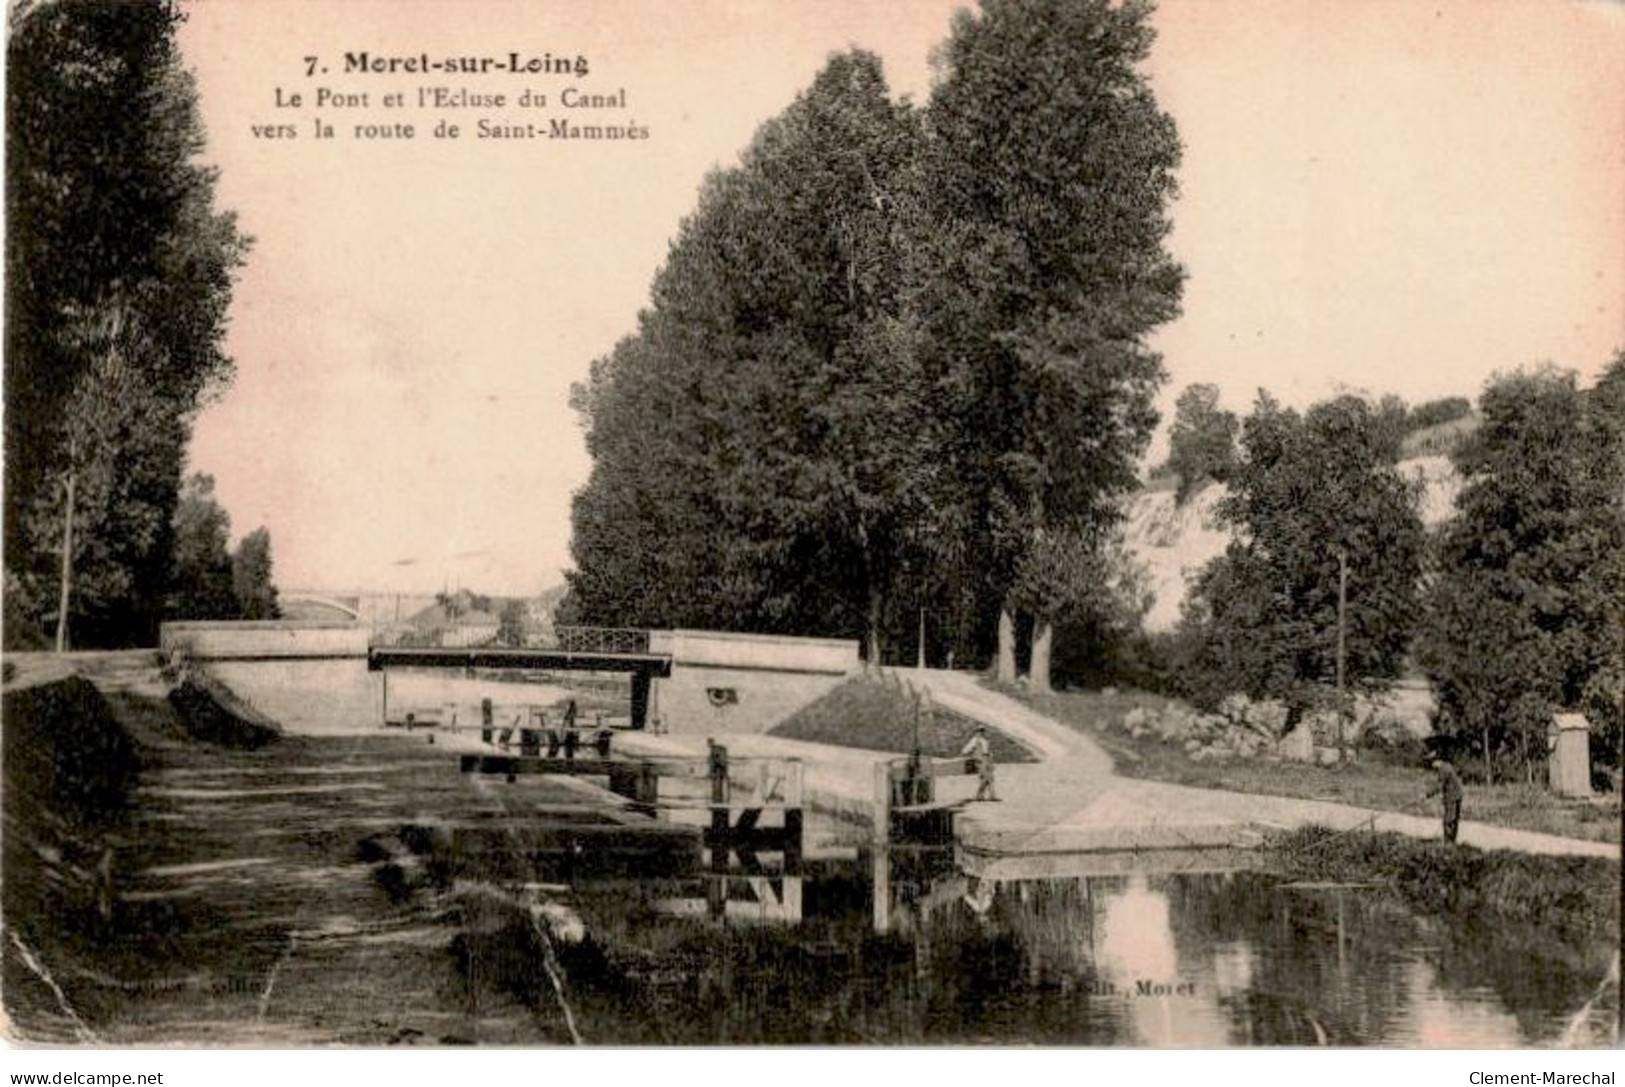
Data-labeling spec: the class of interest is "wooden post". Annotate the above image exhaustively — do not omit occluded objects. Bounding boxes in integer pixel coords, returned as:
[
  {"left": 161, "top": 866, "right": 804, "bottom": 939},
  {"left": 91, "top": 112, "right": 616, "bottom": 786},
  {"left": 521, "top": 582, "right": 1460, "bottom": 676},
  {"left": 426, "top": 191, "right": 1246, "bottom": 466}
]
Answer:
[
  {"left": 783, "top": 809, "right": 803, "bottom": 875},
  {"left": 709, "top": 740, "right": 729, "bottom": 804},
  {"left": 1336, "top": 547, "right": 1349, "bottom": 757},
  {"left": 381, "top": 670, "right": 389, "bottom": 726},
  {"left": 630, "top": 670, "right": 651, "bottom": 730},
  {"left": 871, "top": 844, "right": 891, "bottom": 934},
  {"left": 640, "top": 763, "right": 659, "bottom": 812},
  {"left": 873, "top": 759, "right": 892, "bottom": 847},
  {"left": 55, "top": 464, "right": 76, "bottom": 654},
  {"left": 917, "top": 606, "right": 926, "bottom": 669},
  {"left": 708, "top": 805, "right": 730, "bottom": 920},
  {"left": 707, "top": 740, "right": 730, "bottom": 920},
  {"left": 783, "top": 757, "right": 804, "bottom": 875}
]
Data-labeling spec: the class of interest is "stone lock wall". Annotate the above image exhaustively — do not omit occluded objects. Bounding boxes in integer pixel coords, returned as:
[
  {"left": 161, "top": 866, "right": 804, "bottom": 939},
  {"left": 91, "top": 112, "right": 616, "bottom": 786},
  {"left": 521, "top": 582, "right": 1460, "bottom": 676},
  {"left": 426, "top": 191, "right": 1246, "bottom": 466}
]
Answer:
[
  {"left": 159, "top": 620, "right": 371, "bottom": 660},
  {"left": 647, "top": 629, "right": 859, "bottom": 736}
]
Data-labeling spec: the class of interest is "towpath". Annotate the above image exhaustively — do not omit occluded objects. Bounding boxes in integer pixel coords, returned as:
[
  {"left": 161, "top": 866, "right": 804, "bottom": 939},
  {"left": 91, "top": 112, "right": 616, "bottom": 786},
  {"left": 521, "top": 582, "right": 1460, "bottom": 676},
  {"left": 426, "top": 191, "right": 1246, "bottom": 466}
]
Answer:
[{"left": 892, "top": 668, "right": 1620, "bottom": 861}]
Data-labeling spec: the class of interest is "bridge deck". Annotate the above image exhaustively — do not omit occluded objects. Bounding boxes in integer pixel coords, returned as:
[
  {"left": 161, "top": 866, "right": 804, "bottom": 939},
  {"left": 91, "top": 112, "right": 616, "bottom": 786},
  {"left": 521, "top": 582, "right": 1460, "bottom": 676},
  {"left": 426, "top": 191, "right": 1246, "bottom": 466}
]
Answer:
[{"left": 367, "top": 645, "right": 673, "bottom": 676}]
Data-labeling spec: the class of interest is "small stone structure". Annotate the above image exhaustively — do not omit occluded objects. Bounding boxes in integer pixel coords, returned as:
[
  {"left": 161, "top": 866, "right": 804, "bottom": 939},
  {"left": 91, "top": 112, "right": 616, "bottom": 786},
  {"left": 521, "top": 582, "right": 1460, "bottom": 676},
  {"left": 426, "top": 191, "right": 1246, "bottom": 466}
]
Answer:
[
  {"left": 1548, "top": 713, "right": 1592, "bottom": 798},
  {"left": 649, "top": 629, "right": 859, "bottom": 736}
]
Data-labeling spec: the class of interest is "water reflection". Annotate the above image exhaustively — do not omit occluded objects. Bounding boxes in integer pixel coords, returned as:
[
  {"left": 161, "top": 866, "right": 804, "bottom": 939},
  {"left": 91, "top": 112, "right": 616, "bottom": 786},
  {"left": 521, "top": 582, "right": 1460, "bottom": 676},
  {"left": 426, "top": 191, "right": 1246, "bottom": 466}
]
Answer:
[{"left": 558, "top": 850, "right": 1615, "bottom": 1047}]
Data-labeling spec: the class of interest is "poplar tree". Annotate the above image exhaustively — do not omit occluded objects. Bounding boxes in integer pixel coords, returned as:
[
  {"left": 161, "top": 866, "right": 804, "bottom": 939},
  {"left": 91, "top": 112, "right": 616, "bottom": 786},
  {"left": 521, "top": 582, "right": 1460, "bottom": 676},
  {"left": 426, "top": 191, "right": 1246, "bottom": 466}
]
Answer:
[
  {"left": 569, "top": 51, "right": 928, "bottom": 660},
  {"left": 5, "top": 0, "right": 249, "bottom": 647},
  {"left": 916, "top": 0, "right": 1183, "bottom": 684}
]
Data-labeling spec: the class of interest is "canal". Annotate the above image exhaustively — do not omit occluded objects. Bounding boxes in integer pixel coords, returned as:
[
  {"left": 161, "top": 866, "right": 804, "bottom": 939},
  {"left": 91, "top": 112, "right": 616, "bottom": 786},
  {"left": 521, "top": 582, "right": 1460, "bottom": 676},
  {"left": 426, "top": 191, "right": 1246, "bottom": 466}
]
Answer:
[{"left": 12, "top": 660, "right": 1609, "bottom": 1047}]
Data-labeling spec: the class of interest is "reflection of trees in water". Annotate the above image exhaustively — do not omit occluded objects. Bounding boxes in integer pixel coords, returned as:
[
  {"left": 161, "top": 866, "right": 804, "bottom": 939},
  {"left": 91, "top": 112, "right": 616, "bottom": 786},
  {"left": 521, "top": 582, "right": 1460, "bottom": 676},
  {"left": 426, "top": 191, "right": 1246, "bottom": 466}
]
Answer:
[
  {"left": 1427, "top": 915, "right": 1615, "bottom": 1046},
  {"left": 559, "top": 868, "right": 1136, "bottom": 1043},
  {"left": 1163, "top": 873, "right": 1415, "bottom": 1045},
  {"left": 553, "top": 863, "right": 1601, "bottom": 1045}
]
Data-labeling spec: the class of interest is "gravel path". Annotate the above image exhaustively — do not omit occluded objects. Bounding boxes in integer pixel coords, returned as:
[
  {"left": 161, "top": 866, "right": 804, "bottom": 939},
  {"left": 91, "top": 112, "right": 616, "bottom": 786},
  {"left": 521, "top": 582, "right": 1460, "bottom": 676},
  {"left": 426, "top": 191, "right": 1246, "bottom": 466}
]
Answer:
[{"left": 893, "top": 668, "right": 1620, "bottom": 860}]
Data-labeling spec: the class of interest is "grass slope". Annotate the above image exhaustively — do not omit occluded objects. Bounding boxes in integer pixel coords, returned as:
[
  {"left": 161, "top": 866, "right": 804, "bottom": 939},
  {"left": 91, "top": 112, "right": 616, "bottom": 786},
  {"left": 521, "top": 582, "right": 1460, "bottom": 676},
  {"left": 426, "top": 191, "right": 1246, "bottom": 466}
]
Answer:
[{"left": 771, "top": 676, "right": 1036, "bottom": 762}]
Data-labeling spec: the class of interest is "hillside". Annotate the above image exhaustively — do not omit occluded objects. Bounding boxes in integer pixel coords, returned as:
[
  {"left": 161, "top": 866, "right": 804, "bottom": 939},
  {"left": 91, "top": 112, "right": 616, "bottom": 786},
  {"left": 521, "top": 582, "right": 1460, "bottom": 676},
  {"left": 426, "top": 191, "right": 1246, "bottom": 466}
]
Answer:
[{"left": 1128, "top": 453, "right": 1466, "bottom": 632}]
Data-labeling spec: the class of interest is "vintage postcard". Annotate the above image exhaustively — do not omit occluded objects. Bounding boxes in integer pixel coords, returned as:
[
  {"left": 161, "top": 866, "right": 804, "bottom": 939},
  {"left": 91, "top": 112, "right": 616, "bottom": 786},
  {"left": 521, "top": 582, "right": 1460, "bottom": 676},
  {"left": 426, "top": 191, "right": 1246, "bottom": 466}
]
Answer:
[{"left": 2, "top": 0, "right": 1621, "bottom": 1058}]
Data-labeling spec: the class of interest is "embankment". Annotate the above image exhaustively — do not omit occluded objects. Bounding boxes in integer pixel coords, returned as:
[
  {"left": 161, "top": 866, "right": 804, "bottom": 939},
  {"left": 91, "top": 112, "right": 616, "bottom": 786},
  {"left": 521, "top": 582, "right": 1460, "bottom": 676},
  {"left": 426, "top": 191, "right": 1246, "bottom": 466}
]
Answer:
[
  {"left": 1, "top": 668, "right": 283, "bottom": 1041},
  {"left": 1268, "top": 825, "right": 1619, "bottom": 942},
  {"left": 165, "top": 666, "right": 282, "bottom": 749}
]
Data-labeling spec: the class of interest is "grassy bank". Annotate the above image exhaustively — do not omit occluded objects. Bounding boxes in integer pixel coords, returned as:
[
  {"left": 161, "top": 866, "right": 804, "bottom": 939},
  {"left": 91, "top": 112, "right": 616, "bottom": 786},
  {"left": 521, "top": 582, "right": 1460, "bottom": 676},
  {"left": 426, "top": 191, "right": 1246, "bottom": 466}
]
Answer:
[
  {"left": 1011, "top": 685, "right": 1621, "bottom": 844},
  {"left": 1269, "top": 825, "right": 1619, "bottom": 944},
  {"left": 772, "top": 675, "right": 1036, "bottom": 762}
]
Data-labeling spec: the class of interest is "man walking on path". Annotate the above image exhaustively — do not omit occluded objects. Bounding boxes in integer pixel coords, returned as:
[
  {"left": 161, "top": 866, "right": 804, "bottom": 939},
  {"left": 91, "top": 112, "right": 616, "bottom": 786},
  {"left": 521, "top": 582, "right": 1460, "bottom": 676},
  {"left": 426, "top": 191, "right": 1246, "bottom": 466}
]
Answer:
[
  {"left": 962, "top": 726, "right": 998, "bottom": 802},
  {"left": 1424, "top": 759, "right": 1465, "bottom": 843}
]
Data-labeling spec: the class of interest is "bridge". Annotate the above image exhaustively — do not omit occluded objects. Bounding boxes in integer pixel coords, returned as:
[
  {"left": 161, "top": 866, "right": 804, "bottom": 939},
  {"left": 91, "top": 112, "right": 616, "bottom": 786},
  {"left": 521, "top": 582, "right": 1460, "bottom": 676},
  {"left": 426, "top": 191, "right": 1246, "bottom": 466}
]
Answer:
[
  {"left": 276, "top": 592, "right": 362, "bottom": 621},
  {"left": 368, "top": 626, "right": 672, "bottom": 729}
]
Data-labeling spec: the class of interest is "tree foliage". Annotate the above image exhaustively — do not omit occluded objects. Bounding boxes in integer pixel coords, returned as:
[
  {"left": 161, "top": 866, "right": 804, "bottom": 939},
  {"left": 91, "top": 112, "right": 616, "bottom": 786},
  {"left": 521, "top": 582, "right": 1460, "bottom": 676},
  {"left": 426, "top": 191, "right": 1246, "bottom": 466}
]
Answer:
[
  {"left": 1417, "top": 362, "right": 1625, "bottom": 779},
  {"left": 231, "top": 527, "right": 279, "bottom": 620},
  {"left": 169, "top": 473, "right": 237, "bottom": 621},
  {"left": 496, "top": 599, "right": 531, "bottom": 646},
  {"left": 1175, "top": 394, "right": 1425, "bottom": 713},
  {"left": 5, "top": 0, "right": 248, "bottom": 647},
  {"left": 1405, "top": 396, "right": 1472, "bottom": 433},
  {"left": 915, "top": 0, "right": 1181, "bottom": 677},
  {"left": 168, "top": 474, "right": 279, "bottom": 621},
  {"left": 1165, "top": 383, "right": 1237, "bottom": 503},
  {"left": 569, "top": 51, "right": 931, "bottom": 659},
  {"left": 569, "top": 2, "right": 1184, "bottom": 675}
]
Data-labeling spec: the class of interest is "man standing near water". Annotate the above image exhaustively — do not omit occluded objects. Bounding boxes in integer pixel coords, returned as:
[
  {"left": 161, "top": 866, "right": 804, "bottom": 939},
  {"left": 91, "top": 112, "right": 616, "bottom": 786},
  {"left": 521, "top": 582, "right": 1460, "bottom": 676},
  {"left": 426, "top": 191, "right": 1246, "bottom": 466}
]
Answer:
[
  {"left": 962, "top": 726, "right": 998, "bottom": 802},
  {"left": 1423, "top": 759, "right": 1464, "bottom": 843}
]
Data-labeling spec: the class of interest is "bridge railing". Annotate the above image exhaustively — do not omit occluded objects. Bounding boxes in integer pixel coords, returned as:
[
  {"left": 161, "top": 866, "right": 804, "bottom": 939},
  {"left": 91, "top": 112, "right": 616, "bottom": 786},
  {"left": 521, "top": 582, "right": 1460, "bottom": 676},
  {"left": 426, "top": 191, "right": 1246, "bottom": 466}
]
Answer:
[
  {"left": 367, "top": 624, "right": 655, "bottom": 653},
  {"left": 553, "top": 625, "right": 652, "bottom": 654}
]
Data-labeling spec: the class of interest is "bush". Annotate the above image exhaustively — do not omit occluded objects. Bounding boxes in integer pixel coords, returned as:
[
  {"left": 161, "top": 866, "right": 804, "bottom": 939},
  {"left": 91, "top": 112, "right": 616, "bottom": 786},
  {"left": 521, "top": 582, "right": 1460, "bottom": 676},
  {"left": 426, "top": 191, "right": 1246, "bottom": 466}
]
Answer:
[
  {"left": 1357, "top": 721, "right": 1427, "bottom": 767},
  {"left": 1404, "top": 396, "right": 1472, "bottom": 432},
  {"left": 1270, "top": 825, "right": 1618, "bottom": 942}
]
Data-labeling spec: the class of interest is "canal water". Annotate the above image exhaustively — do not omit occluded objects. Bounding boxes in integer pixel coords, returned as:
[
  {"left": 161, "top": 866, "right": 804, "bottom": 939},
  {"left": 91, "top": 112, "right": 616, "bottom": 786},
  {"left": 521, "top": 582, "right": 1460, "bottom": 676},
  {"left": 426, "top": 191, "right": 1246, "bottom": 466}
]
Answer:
[
  {"left": 199, "top": 661, "right": 1616, "bottom": 1047},
  {"left": 540, "top": 858, "right": 1616, "bottom": 1046}
]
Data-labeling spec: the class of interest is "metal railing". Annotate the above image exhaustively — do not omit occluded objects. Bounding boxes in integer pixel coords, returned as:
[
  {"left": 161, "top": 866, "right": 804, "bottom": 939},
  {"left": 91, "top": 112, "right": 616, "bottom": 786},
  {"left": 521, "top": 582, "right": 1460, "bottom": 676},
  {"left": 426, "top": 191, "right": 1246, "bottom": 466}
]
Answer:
[
  {"left": 554, "top": 625, "right": 652, "bottom": 654},
  {"left": 367, "top": 624, "right": 654, "bottom": 654}
]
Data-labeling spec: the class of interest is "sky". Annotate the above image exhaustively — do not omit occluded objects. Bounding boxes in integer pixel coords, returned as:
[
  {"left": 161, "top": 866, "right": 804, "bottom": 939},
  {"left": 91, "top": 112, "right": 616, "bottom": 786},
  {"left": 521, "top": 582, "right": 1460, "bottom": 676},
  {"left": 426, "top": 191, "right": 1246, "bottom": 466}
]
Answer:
[{"left": 177, "top": 0, "right": 1625, "bottom": 597}]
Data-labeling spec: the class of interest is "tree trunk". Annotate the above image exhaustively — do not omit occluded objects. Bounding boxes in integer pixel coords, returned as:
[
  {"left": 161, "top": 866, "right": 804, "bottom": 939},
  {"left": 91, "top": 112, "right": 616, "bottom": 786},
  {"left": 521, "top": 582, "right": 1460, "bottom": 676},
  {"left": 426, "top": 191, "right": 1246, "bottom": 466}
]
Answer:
[
  {"left": 1482, "top": 723, "right": 1493, "bottom": 785},
  {"left": 995, "top": 606, "right": 1017, "bottom": 684},
  {"left": 55, "top": 465, "right": 77, "bottom": 654},
  {"left": 865, "top": 583, "right": 884, "bottom": 672},
  {"left": 1029, "top": 618, "right": 1054, "bottom": 693}
]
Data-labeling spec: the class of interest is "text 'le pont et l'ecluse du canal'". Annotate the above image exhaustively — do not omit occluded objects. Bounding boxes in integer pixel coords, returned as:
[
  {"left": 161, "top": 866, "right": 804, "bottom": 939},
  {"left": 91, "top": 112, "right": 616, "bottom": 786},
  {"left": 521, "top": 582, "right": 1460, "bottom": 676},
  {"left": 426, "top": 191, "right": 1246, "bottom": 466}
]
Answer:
[{"left": 253, "top": 52, "right": 650, "bottom": 142}]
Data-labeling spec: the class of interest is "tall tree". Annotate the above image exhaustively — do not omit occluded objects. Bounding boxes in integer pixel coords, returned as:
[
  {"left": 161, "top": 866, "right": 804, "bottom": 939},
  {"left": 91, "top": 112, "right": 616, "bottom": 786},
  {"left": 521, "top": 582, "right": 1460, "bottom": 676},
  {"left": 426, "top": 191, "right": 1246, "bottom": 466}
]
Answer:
[
  {"left": 5, "top": 0, "right": 248, "bottom": 648},
  {"left": 1177, "top": 394, "right": 1425, "bottom": 716},
  {"left": 569, "top": 51, "right": 930, "bottom": 660},
  {"left": 169, "top": 473, "right": 236, "bottom": 621},
  {"left": 1165, "top": 383, "right": 1238, "bottom": 504},
  {"left": 231, "top": 527, "right": 278, "bottom": 620},
  {"left": 916, "top": 0, "right": 1183, "bottom": 681},
  {"left": 1418, "top": 363, "right": 1625, "bottom": 782}
]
